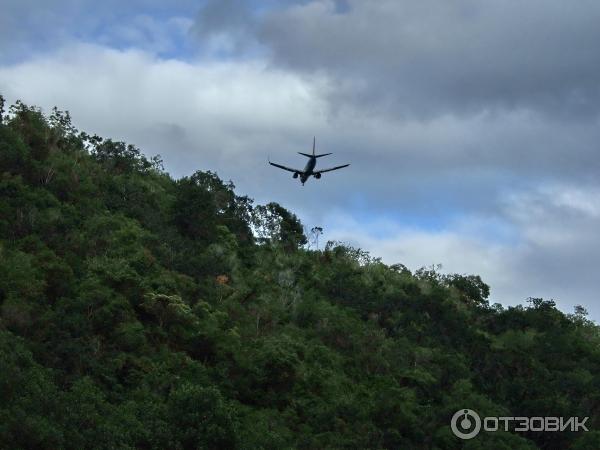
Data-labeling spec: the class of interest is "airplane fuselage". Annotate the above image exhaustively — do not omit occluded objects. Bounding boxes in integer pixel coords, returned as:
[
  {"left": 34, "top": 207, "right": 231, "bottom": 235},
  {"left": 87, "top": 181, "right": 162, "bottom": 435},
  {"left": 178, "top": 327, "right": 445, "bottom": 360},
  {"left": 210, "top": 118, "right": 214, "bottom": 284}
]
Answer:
[{"left": 300, "top": 157, "right": 317, "bottom": 184}]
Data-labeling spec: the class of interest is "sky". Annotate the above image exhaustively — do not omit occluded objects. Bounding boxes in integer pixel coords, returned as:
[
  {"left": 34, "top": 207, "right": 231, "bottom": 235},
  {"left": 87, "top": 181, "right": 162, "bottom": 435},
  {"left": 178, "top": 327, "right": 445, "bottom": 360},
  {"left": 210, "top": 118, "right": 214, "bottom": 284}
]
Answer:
[{"left": 1, "top": 0, "right": 600, "bottom": 319}]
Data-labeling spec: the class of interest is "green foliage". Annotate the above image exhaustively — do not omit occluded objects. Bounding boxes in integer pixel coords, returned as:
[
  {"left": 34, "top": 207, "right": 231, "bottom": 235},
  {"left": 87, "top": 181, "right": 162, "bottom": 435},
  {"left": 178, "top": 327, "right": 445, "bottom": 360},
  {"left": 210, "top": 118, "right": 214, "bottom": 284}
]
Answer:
[
  {"left": 0, "top": 99, "right": 598, "bottom": 449},
  {"left": 167, "top": 384, "right": 238, "bottom": 449},
  {"left": 252, "top": 201, "right": 307, "bottom": 249},
  {"left": 0, "top": 331, "right": 63, "bottom": 449}
]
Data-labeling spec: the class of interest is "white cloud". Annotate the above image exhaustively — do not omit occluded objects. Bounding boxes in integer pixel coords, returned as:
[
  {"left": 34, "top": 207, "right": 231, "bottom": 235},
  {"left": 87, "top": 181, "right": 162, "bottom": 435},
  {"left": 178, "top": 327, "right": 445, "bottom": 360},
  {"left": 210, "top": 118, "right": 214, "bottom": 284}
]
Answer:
[
  {"left": 258, "top": 0, "right": 600, "bottom": 119},
  {"left": 0, "top": 43, "right": 329, "bottom": 177}
]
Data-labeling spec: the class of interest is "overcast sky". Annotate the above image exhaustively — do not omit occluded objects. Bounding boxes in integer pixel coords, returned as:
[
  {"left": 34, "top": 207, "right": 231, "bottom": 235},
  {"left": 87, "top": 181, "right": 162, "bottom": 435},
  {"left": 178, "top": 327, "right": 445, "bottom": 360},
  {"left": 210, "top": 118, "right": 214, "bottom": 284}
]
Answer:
[{"left": 2, "top": 0, "right": 600, "bottom": 319}]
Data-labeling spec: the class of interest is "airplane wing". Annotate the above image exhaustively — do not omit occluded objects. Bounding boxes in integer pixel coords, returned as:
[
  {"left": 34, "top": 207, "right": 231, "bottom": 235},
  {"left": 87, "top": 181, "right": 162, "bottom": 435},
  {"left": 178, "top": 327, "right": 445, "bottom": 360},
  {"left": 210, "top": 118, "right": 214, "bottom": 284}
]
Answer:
[
  {"left": 314, "top": 164, "right": 350, "bottom": 175},
  {"left": 269, "top": 161, "right": 303, "bottom": 174}
]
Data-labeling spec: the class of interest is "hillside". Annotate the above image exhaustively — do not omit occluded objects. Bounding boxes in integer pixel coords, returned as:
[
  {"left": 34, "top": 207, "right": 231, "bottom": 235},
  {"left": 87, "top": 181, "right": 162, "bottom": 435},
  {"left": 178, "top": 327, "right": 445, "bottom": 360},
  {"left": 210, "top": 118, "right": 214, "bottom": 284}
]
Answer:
[{"left": 1, "top": 98, "right": 599, "bottom": 449}]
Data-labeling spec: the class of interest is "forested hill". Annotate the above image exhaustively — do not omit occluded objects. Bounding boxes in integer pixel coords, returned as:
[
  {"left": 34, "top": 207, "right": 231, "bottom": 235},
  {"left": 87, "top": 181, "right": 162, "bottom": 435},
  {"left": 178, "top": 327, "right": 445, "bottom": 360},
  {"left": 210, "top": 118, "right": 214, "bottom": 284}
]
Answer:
[{"left": 1, "top": 98, "right": 599, "bottom": 450}]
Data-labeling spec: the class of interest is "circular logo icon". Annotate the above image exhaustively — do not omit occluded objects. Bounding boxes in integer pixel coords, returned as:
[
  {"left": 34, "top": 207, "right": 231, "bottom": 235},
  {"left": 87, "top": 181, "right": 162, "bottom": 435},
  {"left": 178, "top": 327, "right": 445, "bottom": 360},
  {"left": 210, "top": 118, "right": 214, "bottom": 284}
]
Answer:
[{"left": 451, "top": 409, "right": 481, "bottom": 439}]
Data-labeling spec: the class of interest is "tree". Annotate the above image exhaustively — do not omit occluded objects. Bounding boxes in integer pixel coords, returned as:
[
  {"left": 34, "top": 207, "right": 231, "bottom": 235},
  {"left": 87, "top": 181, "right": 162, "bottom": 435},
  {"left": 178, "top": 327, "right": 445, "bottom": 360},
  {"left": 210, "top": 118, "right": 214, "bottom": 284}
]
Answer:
[
  {"left": 252, "top": 202, "right": 307, "bottom": 249},
  {"left": 308, "top": 226, "right": 323, "bottom": 250},
  {"left": 172, "top": 171, "right": 253, "bottom": 245},
  {"left": 444, "top": 274, "right": 490, "bottom": 306}
]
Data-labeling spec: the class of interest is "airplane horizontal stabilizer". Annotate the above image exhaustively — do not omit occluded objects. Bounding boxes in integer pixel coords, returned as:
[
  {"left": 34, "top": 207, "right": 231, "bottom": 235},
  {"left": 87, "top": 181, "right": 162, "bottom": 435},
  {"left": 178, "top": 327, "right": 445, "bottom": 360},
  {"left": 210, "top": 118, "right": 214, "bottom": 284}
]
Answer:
[{"left": 297, "top": 152, "right": 333, "bottom": 158}]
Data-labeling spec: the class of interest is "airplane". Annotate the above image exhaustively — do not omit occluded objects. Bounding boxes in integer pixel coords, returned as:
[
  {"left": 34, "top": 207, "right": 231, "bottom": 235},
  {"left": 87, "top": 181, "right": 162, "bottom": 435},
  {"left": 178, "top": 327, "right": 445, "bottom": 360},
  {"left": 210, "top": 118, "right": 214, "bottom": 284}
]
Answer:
[{"left": 269, "top": 137, "right": 349, "bottom": 185}]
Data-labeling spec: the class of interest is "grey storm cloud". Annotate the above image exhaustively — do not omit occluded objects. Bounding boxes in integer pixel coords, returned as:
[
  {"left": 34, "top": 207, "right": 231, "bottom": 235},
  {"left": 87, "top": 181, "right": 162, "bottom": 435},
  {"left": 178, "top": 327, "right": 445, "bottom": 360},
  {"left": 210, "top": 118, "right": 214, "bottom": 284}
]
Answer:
[
  {"left": 261, "top": 0, "right": 600, "bottom": 118},
  {"left": 193, "top": 0, "right": 254, "bottom": 39},
  {"left": 193, "top": 0, "right": 600, "bottom": 119}
]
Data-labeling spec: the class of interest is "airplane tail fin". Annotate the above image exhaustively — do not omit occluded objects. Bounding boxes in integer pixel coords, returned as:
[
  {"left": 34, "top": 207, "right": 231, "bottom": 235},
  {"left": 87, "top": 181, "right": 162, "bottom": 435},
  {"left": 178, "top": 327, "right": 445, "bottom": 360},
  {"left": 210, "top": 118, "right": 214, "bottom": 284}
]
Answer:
[{"left": 298, "top": 137, "right": 331, "bottom": 158}]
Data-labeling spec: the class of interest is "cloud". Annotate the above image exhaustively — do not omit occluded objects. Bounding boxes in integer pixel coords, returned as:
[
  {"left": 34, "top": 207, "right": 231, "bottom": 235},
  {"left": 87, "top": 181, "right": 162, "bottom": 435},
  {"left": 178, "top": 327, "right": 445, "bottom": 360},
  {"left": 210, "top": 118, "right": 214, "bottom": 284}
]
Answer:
[
  {"left": 191, "top": 0, "right": 256, "bottom": 56},
  {"left": 0, "top": 43, "right": 328, "bottom": 179},
  {"left": 255, "top": 0, "right": 600, "bottom": 119}
]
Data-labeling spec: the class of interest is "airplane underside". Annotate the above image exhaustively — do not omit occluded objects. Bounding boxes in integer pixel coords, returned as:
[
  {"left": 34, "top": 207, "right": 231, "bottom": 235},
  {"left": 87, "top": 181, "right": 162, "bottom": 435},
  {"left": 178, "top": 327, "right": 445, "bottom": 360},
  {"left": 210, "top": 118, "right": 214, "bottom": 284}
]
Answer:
[
  {"left": 295, "top": 172, "right": 322, "bottom": 185},
  {"left": 269, "top": 137, "right": 349, "bottom": 185}
]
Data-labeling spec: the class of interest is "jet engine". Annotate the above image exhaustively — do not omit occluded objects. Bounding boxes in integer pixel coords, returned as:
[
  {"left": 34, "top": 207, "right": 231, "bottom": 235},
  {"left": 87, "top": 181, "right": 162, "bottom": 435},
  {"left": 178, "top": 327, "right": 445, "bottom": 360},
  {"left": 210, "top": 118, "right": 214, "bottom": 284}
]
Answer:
[
  {"left": 314, "top": 173, "right": 321, "bottom": 179},
  {"left": 293, "top": 172, "right": 299, "bottom": 179}
]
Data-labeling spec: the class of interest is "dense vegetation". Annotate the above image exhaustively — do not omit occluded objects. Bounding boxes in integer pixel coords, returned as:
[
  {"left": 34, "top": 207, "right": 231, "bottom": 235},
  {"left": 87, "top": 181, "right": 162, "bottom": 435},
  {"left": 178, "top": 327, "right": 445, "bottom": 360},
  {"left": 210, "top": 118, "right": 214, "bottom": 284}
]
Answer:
[{"left": 1, "top": 97, "right": 599, "bottom": 449}]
